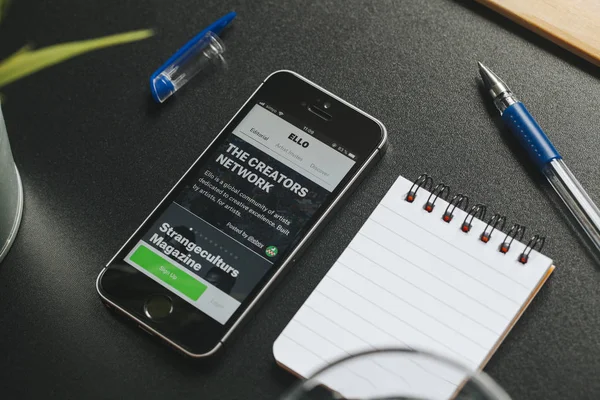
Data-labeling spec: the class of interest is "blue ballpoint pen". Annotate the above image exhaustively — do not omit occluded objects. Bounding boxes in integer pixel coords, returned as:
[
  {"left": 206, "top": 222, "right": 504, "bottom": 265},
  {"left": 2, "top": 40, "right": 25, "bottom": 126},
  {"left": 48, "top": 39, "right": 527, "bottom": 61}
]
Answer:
[
  {"left": 150, "top": 12, "right": 236, "bottom": 103},
  {"left": 478, "top": 62, "right": 600, "bottom": 255}
]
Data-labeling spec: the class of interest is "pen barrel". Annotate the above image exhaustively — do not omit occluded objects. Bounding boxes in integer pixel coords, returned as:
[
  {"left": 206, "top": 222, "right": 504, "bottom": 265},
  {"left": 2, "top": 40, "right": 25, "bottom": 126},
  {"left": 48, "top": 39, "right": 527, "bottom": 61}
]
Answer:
[
  {"left": 502, "top": 103, "right": 561, "bottom": 169},
  {"left": 543, "top": 159, "right": 600, "bottom": 253}
]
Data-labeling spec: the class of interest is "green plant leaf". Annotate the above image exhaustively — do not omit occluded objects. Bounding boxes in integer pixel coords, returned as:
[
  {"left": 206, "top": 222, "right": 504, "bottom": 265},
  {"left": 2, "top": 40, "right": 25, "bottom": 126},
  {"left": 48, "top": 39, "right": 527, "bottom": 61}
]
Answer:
[
  {"left": 0, "top": 29, "right": 153, "bottom": 88},
  {"left": 0, "top": 0, "right": 10, "bottom": 25},
  {"left": 3, "top": 44, "right": 34, "bottom": 61}
]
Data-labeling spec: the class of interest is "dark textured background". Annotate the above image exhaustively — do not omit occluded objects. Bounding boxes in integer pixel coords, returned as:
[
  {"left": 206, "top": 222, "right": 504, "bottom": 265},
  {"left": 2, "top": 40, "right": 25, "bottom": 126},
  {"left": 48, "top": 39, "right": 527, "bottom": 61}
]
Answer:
[{"left": 1, "top": 0, "right": 599, "bottom": 398}]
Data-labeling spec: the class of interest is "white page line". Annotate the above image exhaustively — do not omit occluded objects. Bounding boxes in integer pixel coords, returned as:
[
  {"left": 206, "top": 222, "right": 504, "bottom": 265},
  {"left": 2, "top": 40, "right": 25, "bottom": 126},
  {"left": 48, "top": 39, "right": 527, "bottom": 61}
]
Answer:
[
  {"left": 384, "top": 177, "right": 552, "bottom": 287},
  {"left": 310, "top": 274, "right": 479, "bottom": 385},
  {"left": 342, "top": 246, "right": 510, "bottom": 326},
  {"left": 303, "top": 304, "right": 457, "bottom": 387},
  {"left": 311, "top": 279, "right": 476, "bottom": 370},
  {"left": 323, "top": 276, "right": 479, "bottom": 365},
  {"left": 336, "top": 259, "right": 501, "bottom": 339},
  {"left": 292, "top": 318, "right": 411, "bottom": 385},
  {"left": 378, "top": 203, "right": 531, "bottom": 289},
  {"left": 352, "top": 225, "right": 522, "bottom": 317},
  {"left": 325, "top": 266, "right": 490, "bottom": 361},
  {"left": 281, "top": 332, "right": 377, "bottom": 388},
  {"left": 359, "top": 222, "right": 522, "bottom": 305},
  {"left": 309, "top": 290, "right": 408, "bottom": 348}
]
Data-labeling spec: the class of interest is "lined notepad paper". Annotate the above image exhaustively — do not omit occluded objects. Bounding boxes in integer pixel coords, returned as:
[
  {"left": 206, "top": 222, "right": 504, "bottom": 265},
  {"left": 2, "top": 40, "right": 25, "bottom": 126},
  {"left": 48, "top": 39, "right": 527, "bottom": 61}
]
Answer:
[{"left": 274, "top": 176, "right": 554, "bottom": 399}]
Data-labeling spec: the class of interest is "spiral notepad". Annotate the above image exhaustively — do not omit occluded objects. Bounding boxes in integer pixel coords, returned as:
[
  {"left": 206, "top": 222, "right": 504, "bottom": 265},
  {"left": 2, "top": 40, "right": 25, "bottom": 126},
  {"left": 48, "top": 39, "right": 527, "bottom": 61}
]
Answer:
[{"left": 273, "top": 174, "right": 555, "bottom": 399}]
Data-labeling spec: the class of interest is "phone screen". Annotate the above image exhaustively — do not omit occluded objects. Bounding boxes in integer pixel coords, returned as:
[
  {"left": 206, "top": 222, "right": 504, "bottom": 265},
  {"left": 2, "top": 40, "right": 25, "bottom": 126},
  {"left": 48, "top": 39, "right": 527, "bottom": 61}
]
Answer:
[{"left": 122, "top": 102, "right": 357, "bottom": 325}]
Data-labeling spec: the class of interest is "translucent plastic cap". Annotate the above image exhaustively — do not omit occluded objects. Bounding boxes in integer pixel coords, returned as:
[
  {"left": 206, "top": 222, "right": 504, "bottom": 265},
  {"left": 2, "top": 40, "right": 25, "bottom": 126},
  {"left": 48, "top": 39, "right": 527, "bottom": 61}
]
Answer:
[{"left": 151, "top": 31, "right": 225, "bottom": 103}]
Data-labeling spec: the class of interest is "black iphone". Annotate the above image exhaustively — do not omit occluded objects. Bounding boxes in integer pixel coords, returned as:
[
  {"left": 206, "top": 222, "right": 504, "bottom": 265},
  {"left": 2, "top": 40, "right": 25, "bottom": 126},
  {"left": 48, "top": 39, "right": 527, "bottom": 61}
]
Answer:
[{"left": 96, "top": 71, "right": 387, "bottom": 357}]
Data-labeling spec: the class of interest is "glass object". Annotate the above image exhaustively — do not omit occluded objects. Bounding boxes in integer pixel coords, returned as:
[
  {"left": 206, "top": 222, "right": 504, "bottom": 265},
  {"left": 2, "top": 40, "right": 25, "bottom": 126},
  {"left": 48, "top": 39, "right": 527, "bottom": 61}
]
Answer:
[
  {"left": 281, "top": 348, "right": 511, "bottom": 400},
  {"left": 0, "top": 105, "right": 23, "bottom": 263}
]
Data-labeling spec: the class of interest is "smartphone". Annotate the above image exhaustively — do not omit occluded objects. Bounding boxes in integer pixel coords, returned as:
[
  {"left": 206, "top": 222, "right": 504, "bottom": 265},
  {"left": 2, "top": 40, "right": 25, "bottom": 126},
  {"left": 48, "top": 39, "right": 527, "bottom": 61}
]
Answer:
[{"left": 96, "top": 70, "right": 387, "bottom": 357}]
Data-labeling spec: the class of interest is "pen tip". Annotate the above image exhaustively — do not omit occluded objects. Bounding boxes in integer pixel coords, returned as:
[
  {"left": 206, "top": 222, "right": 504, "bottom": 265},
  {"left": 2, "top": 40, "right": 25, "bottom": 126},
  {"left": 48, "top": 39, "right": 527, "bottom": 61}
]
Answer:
[
  {"left": 476, "top": 62, "right": 510, "bottom": 96},
  {"left": 477, "top": 61, "right": 491, "bottom": 77}
]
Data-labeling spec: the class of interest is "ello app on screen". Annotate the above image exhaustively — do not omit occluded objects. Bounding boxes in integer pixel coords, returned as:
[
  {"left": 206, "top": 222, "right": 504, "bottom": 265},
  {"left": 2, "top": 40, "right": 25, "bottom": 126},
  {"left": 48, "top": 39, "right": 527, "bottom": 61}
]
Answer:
[{"left": 124, "top": 104, "right": 355, "bottom": 324}]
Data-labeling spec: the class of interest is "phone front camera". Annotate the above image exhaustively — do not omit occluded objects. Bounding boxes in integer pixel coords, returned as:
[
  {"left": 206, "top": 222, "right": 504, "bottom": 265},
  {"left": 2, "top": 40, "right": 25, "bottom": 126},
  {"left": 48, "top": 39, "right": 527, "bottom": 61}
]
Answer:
[{"left": 323, "top": 101, "right": 331, "bottom": 109}]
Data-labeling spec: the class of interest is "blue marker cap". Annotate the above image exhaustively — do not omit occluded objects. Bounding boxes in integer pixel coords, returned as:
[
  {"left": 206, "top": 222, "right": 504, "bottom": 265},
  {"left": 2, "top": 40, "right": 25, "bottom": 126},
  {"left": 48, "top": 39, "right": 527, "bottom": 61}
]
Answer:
[{"left": 150, "top": 12, "right": 236, "bottom": 103}]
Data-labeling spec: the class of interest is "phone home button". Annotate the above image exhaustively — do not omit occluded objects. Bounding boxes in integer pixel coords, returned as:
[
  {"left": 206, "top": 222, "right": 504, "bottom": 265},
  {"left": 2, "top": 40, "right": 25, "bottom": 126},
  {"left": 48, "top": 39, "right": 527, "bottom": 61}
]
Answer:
[{"left": 144, "top": 295, "right": 173, "bottom": 320}]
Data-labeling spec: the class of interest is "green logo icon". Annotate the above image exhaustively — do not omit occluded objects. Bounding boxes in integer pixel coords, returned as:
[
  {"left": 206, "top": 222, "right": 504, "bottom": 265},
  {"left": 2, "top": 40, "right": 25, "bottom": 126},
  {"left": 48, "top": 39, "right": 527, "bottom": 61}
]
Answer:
[{"left": 265, "top": 245, "right": 278, "bottom": 257}]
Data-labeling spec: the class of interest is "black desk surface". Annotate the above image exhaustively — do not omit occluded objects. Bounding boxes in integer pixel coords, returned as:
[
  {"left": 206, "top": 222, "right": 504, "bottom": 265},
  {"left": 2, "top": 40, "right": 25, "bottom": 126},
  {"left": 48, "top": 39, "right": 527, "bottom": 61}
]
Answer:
[{"left": 1, "top": 0, "right": 599, "bottom": 398}]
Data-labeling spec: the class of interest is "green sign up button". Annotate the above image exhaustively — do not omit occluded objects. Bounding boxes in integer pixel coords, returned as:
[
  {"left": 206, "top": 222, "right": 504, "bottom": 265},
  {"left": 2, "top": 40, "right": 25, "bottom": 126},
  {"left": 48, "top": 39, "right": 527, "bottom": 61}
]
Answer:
[{"left": 129, "top": 245, "right": 207, "bottom": 301}]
